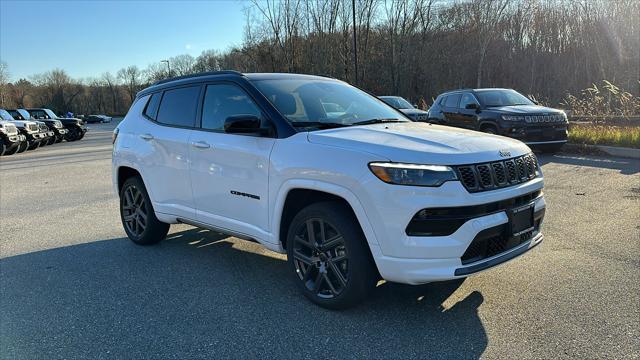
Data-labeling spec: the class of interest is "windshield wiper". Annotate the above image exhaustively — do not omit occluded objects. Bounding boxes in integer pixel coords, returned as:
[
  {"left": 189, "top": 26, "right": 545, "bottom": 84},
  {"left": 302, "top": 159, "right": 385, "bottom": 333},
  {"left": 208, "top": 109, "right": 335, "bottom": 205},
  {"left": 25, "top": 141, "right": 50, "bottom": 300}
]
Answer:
[
  {"left": 352, "top": 118, "right": 406, "bottom": 126},
  {"left": 290, "top": 121, "right": 349, "bottom": 129}
]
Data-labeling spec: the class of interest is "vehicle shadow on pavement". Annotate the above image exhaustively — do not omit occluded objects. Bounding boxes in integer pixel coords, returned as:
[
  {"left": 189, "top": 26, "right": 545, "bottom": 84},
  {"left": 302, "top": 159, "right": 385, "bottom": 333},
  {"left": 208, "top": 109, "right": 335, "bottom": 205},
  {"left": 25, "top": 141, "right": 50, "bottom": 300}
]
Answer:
[
  {"left": 537, "top": 153, "right": 640, "bottom": 175},
  {"left": 1, "top": 228, "right": 487, "bottom": 359}
]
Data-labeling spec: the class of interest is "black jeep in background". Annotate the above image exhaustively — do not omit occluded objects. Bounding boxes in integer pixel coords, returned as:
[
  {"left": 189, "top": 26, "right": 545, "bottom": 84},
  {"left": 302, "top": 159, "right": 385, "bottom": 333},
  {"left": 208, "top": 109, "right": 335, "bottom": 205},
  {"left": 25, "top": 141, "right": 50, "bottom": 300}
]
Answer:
[
  {"left": 427, "top": 88, "right": 568, "bottom": 152},
  {"left": 26, "top": 108, "right": 87, "bottom": 141}
]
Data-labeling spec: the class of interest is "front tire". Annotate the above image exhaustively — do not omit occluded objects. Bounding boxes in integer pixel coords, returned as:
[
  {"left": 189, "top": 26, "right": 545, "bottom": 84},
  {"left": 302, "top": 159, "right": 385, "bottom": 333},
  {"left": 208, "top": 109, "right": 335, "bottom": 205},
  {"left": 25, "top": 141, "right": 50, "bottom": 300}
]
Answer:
[
  {"left": 120, "top": 176, "right": 169, "bottom": 245},
  {"left": 286, "top": 201, "right": 378, "bottom": 310},
  {"left": 16, "top": 141, "right": 28, "bottom": 153}
]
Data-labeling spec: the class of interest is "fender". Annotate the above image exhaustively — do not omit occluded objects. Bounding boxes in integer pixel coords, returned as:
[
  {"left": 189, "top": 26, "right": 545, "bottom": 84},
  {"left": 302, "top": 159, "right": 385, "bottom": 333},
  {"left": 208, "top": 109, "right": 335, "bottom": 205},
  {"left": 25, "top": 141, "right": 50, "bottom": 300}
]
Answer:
[{"left": 270, "top": 179, "right": 381, "bottom": 251}]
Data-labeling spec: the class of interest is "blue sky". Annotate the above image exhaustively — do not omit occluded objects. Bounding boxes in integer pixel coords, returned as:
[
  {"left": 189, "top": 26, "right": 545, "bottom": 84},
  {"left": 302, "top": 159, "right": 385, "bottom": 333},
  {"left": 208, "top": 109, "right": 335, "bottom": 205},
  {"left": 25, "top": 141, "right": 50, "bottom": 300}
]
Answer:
[{"left": 0, "top": 0, "right": 248, "bottom": 80}]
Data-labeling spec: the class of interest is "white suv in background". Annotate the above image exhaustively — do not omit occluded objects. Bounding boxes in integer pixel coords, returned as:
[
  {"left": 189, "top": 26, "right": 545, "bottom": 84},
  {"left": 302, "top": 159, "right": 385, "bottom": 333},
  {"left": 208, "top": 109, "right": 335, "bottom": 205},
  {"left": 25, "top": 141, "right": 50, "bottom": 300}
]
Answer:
[{"left": 112, "top": 72, "right": 546, "bottom": 309}]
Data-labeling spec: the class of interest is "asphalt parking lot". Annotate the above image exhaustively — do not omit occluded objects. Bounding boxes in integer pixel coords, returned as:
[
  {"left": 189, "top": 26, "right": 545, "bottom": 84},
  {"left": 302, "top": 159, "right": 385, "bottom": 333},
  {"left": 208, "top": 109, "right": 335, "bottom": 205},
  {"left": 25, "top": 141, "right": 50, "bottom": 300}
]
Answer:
[{"left": 1, "top": 121, "right": 639, "bottom": 359}]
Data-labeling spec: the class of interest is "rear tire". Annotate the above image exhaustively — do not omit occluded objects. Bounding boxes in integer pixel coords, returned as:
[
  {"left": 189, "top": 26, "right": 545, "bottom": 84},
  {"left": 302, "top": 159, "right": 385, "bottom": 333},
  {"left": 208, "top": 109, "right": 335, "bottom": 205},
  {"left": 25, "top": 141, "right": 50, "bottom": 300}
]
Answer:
[
  {"left": 119, "top": 176, "right": 169, "bottom": 245},
  {"left": 286, "top": 201, "right": 378, "bottom": 310}
]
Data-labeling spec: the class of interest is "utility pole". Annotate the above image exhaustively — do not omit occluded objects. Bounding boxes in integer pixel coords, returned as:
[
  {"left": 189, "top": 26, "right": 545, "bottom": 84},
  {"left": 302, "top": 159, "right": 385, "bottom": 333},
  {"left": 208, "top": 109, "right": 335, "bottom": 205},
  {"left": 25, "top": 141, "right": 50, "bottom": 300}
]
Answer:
[
  {"left": 352, "top": 0, "right": 358, "bottom": 86},
  {"left": 161, "top": 60, "right": 171, "bottom": 77}
]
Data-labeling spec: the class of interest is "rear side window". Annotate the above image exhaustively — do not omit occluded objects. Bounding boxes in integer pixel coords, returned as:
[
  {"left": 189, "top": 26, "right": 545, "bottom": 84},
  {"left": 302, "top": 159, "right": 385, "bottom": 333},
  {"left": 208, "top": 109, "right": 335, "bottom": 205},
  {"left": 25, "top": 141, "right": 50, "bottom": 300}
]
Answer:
[
  {"left": 201, "top": 84, "right": 262, "bottom": 131},
  {"left": 445, "top": 94, "right": 461, "bottom": 108},
  {"left": 156, "top": 86, "right": 200, "bottom": 127},
  {"left": 144, "top": 92, "right": 162, "bottom": 120}
]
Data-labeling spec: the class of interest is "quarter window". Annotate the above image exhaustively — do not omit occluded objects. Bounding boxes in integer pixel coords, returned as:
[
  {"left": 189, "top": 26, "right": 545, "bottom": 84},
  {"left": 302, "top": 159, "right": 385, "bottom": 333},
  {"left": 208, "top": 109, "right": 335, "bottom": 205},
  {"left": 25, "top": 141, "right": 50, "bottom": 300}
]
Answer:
[
  {"left": 201, "top": 84, "right": 262, "bottom": 131},
  {"left": 144, "top": 92, "right": 162, "bottom": 120},
  {"left": 155, "top": 86, "right": 200, "bottom": 127},
  {"left": 444, "top": 94, "right": 461, "bottom": 108}
]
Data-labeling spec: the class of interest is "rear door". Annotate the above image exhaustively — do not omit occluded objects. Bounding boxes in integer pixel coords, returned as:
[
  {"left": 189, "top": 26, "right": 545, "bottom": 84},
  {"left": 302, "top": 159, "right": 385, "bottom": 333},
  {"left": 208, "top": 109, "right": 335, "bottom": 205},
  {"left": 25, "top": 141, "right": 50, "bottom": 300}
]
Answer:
[
  {"left": 136, "top": 86, "right": 201, "bottom": 219},
  {"left": 189, "top": 82, "right": 276, "bottom": 238}
]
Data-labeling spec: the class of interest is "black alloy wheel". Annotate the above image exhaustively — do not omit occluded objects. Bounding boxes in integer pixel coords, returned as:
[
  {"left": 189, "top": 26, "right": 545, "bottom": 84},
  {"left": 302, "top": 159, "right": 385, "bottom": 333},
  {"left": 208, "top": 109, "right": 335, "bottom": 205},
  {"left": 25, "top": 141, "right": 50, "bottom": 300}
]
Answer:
[
  {"left": 292, "top": 218, "right": 349, "bottom": 299},
  {"left": 119, "top": 176, "right": 169, "bottom": 245},
  {"left": 122, "top": 184, "right": 148, "bottom": 238},
  {"left": 286, "top": 202, "right": 378, "bottom": 309}
]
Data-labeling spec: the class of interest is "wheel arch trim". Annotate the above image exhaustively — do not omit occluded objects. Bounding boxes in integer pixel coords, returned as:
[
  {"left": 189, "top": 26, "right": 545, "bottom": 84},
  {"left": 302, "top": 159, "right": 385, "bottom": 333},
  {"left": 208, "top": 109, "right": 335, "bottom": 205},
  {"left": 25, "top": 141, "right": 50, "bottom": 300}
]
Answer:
[{"left": 271, "top": 179, "right": 380, "bottom": 250}]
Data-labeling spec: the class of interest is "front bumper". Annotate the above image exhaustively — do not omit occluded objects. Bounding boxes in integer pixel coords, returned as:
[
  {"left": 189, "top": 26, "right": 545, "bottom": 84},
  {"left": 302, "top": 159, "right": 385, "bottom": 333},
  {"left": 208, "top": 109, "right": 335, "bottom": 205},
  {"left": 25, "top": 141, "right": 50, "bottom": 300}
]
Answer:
[
  {"left": 499, "top": 124, "right": 568, "bottom": 145},
  {"left": 358, "top": 172, "right": 546, "bottom": 284},
  {"left": 55, "top": 128, "right": 68, "bottom": 136}
]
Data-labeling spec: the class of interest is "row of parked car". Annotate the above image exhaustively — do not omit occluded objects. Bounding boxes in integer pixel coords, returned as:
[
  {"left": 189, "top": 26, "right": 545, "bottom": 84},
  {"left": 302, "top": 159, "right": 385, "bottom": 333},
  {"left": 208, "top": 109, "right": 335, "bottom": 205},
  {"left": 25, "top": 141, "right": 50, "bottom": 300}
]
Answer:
[
  {"left": 0, "top": 108, "right": 88, "bottom": 156},
  {"left": 379, "top": 88, "right": 569, "bottom": 152}
]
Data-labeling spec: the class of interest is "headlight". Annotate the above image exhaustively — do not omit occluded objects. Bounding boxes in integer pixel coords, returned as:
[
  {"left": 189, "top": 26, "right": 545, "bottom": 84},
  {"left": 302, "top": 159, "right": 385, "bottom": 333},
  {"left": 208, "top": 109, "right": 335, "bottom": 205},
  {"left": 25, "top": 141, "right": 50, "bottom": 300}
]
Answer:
[
  {"left": 502, "top": 115, "right": 525, "bottom": 121},
  {"left": 368, "top": 162, "right": 458, "bottom": 187}
]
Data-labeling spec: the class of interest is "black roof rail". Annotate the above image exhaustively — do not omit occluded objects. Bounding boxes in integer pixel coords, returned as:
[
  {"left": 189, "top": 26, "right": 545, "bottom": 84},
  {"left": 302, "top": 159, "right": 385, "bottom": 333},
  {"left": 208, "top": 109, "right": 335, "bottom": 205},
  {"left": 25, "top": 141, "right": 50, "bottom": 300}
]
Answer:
[{"left": 152, "top": 70, "right": 244, "bottom": 86}]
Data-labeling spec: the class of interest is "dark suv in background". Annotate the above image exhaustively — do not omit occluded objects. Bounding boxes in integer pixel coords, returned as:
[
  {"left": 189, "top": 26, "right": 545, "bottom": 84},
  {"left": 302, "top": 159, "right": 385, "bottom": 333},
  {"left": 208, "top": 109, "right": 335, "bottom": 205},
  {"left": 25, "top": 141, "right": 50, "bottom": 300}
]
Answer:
[
  {"left": 379, "top": 96, "right": 429, "bottom": 121},
  {"left": 428, "top": 88, "right": 568, "bottom": 152}
]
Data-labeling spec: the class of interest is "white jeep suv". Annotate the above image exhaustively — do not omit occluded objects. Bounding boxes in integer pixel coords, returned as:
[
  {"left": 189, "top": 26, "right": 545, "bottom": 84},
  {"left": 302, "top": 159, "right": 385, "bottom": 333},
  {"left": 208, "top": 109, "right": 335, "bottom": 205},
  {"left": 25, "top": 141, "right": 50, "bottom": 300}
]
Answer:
[{"left": 112, "top": 72, "right": 545, "bottom": 309}]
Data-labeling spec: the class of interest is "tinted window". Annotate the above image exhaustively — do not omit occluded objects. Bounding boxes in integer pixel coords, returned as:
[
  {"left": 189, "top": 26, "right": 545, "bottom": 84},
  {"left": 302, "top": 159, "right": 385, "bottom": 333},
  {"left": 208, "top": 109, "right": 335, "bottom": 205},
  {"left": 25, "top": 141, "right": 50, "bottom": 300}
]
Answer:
[
  {"left": 144, "top": 92, "right": 162, "bottom": 120},
  {"left": 444, "top": 94, "right": 461, "bottom": 108},
  {"left": 201, "top": 84, "right": 262, "bottom": 131},
  {"left": 459, "top": 93, "right": 479, "bottom": 109},
  {"left": 156, "top": 86, "right": 200, "bottom": 127},
  {"left": 29, "top": 110, "right": 47, "bottom": 119},
  {"left": 475, "top": 89, "right": 534, "bottom": 107}
]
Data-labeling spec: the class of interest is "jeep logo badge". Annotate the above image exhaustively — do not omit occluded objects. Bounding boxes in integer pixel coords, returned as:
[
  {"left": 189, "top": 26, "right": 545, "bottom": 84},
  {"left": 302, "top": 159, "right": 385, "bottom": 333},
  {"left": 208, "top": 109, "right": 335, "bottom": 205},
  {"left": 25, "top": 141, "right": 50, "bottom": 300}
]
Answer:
[{"left": 499, "top": 150, "right": 511, "bottom": 157}]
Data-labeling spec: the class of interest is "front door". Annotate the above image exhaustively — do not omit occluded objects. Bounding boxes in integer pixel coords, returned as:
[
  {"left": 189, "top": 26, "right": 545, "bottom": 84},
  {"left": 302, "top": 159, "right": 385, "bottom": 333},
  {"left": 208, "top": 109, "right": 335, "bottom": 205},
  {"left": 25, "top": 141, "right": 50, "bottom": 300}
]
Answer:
[
  {"left": 457, "top": 92, "right": 481, "bottom": 129},
  {"left": 189, "top": 83, "right": 276, "bottom": 238}
]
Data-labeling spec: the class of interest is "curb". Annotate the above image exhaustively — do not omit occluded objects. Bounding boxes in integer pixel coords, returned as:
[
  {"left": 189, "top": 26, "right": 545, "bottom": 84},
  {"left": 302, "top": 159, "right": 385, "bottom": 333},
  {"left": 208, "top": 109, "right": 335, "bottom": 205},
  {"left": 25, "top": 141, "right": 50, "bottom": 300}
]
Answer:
[{"left": 563, "top": 143, "right": 640, "bottom": 159}]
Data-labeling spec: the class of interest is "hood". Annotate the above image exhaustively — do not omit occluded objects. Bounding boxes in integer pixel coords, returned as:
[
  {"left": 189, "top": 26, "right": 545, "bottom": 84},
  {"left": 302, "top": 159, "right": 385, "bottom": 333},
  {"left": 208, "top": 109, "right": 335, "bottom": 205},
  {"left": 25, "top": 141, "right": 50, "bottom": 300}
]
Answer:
[
  {"left": 9, "top": 120, "right": 37, "bottom": 127},
  {"left": 307, "top": 122, "right": 531, "bottom": 164},
  {"left": 488, "top": 105, "right": 563, "bottom": 115},
  {"left": 399, "top": 108, "right": 428, "bottom": 116},
  {"left": 57, "top": 117, "right": 84, "bottom": 125}
]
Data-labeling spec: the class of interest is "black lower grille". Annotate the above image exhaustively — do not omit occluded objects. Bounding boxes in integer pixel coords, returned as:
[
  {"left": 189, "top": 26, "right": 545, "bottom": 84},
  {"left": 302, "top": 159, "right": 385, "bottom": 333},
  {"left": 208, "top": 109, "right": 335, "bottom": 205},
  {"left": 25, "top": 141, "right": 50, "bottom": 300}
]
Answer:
[
  {"left": 454, "top": 153, "right": 539, "bottom": 193},
  {"left": 461, "top": 209, "right": 544, "bottom": 265}
]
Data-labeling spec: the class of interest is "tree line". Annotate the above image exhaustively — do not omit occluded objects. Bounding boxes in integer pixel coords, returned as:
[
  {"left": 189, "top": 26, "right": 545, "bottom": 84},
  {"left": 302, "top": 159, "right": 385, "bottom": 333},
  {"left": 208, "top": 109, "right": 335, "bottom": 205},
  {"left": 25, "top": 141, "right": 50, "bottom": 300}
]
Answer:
[{"left": 0, "top": 0, "right": 638, "bottom": 116}]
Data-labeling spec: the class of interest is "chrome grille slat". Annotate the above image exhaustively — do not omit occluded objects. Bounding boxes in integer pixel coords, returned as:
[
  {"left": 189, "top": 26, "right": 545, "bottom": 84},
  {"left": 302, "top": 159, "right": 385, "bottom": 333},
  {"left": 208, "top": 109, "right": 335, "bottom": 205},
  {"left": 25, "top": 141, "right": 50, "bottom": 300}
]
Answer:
[{"left": 454, "top": 153, "right": 539, "bottom": 193}]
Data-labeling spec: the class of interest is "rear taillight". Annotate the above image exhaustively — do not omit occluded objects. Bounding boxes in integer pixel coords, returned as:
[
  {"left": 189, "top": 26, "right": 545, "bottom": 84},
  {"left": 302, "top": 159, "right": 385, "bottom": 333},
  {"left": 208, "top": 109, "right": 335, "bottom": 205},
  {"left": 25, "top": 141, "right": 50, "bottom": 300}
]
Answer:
[{"left": 112, "top": 128, "right": 119, "bottom": 144}]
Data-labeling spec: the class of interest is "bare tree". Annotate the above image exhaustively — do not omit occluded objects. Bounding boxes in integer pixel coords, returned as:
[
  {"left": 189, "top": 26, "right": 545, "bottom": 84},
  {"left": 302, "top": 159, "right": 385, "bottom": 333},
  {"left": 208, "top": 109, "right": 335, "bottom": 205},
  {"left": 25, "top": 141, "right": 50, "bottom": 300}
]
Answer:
[{"left": 117, "top": 66, "right": 143, "bottom": 104}]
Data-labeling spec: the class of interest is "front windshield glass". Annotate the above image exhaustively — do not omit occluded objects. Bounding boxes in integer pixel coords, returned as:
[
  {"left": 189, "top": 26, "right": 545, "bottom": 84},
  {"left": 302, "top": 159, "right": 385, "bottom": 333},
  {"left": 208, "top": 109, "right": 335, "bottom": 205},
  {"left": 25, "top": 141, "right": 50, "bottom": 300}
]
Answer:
[
  {"left": 44, "top": 109, "right": 59, "bottom": 118},
  {"left": 252, "top": 79, "right": 407, "bottom": 128},
  {"left": 475, "top": 89, "right": 534, "bottom": 107},
  {"left": 382, "top": 97, "right": 413, "bottom": 109},
  {"left": 16, "top": 109, "right": 32, "bottom": 120},
  {"left": 0, "top": 109, "right": 15, "bottom": 121}
]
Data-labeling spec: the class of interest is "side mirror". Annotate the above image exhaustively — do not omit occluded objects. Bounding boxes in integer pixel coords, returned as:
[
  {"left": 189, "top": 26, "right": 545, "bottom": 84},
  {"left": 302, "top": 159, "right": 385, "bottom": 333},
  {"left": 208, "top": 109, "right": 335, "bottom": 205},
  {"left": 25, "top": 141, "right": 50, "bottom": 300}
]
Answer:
[
  {"left": 465, "top": 103, "right": 480, "bottom": 110},
  {"left": 224, "top": 115, "right": 270, "bottom": 135}
]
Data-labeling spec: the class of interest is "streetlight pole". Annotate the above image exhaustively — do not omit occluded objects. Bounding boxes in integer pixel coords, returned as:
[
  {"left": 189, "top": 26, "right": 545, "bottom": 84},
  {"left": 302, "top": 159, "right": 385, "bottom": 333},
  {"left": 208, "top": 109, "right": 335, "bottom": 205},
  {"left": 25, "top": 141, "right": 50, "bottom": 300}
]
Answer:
[
  {"left": 352, "top": 0, "right": 358, "bottom": 86},
  {"left": 161, "top": 60, "right": 171, "bottom": 77}
]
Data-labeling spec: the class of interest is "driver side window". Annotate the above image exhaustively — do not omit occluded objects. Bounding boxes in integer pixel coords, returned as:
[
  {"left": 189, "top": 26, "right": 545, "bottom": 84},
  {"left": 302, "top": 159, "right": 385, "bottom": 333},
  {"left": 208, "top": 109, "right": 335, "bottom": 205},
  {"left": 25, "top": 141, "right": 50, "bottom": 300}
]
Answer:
[
  {"left": 201, "top": 84, "right": 262, "bottom": 131},
  {"left": 459, "top": 93, "right": 480, "bottom": 109}
]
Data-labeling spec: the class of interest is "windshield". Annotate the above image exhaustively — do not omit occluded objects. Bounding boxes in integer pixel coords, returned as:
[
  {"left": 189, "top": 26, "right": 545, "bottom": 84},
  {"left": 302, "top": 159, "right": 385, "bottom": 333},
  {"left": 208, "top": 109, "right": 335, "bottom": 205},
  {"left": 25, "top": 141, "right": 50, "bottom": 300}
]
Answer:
[
  {"left": 475, "top": 89, "right": 534, "bottom": 107},
  {"left": 16, "top": 109, "right": 32, "bottom": 120},
  {"left": 252, "top": 79, "right": 408, "bottom": 129},
  {"left": 0, "top": 109, "right": 15, "bottom": 121},
  {"left": 381, "top": 96, "right": 414, "bottom": 109},
  {"left": 44, "top": 109, "right": 60, "bottom": 118}
]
